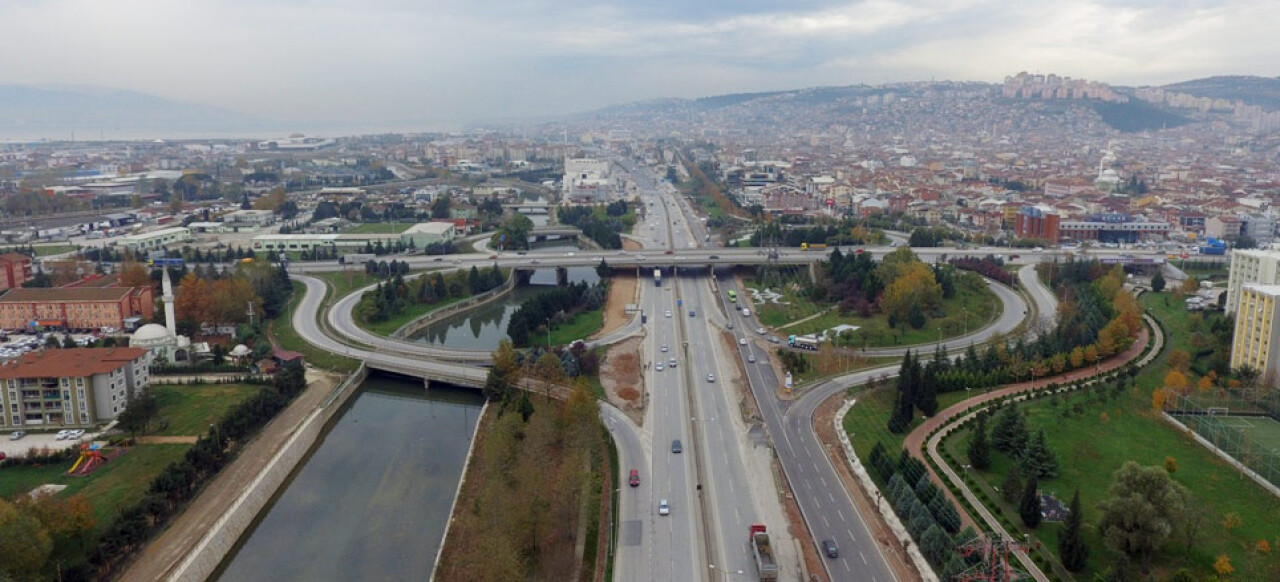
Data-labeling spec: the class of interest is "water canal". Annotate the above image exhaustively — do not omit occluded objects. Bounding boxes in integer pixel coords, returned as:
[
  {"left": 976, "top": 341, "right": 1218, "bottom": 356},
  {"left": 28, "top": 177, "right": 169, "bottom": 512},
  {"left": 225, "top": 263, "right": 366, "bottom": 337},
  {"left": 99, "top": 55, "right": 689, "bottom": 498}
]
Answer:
[{"left": 214, "top": 374, "right": 484, "bottom": 581}]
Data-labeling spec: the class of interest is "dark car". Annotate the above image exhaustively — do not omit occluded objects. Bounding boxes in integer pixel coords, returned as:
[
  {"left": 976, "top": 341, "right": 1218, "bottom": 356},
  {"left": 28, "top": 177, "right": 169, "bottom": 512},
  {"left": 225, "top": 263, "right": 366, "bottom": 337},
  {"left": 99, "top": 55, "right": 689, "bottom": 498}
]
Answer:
[
  {"left": 671, "top": 439, "right": 682, "bottom": 454},
  {"left": 629, "top": 469, "right": 640, "bottom": 487},
  {"left": 709, "top": 255, "right": 720, "bottom": 259},
  {"left": 822, "top": 539, "right": 839, "bottom": 558}
]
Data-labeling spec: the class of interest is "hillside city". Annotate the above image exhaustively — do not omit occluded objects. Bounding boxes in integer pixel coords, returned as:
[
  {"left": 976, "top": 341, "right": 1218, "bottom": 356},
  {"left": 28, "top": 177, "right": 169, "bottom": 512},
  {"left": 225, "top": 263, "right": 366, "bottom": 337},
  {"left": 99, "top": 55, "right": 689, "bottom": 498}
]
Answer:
[{"left": 0, "top": 73, "right": 1279, "bottom": 582}]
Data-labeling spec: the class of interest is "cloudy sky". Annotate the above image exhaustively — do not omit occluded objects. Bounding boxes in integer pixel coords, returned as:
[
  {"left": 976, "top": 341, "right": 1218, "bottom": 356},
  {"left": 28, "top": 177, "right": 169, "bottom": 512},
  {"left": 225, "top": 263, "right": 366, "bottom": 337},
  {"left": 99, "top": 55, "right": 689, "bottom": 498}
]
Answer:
[{"left": 1, "top": 0, "right": 1276, "bottom": 130}]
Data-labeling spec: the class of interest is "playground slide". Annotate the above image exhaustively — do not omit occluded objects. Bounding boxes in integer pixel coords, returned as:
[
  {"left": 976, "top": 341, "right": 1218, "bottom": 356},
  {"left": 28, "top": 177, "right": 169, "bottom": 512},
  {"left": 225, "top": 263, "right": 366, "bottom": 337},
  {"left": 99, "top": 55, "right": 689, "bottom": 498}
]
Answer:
[{"left": 67, "top": 455, "right": 85, "bottom": 474}]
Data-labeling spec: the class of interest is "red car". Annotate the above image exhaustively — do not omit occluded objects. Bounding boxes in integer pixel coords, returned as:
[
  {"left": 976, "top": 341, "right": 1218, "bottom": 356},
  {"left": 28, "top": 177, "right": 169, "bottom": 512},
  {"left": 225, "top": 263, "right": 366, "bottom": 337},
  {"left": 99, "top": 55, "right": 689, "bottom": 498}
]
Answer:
[{"left": 629, "top": 469, "right": 640, "bottom": 487}]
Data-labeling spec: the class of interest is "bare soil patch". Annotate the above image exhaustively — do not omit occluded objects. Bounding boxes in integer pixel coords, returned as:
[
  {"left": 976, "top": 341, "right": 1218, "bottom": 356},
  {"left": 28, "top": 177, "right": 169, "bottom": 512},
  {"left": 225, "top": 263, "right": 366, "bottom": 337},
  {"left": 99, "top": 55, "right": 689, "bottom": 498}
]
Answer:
[
  {"left": 594, "top": 273, "right": 638, "bottom": 339},
  {"left": 622, "top": 238, "right": 643, "bottom": 251},
  {"left": 718, "top": 329, "right": 760, "bottom": 421},
  {"left": 599, "top": 336, "right": 644, "bottom": 426}
]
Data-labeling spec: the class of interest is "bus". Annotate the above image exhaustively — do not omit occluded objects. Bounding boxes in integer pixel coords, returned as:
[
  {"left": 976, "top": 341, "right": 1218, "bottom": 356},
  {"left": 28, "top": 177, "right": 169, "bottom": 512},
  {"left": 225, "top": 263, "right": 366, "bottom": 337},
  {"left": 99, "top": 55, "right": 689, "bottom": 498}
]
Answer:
[{"left": 727, "top": 290, "right": 737, "bottom": 303}]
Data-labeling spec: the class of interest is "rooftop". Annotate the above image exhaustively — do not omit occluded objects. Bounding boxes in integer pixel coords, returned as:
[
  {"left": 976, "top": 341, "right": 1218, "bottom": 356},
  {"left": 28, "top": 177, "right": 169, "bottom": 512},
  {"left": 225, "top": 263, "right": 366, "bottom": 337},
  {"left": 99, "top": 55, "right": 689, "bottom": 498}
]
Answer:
[
  {"left": 0, "top": 287, "right": 135, "bottom": 303},
  {"left": 0, "top": 347, "right": 149, "bottom": 379}
]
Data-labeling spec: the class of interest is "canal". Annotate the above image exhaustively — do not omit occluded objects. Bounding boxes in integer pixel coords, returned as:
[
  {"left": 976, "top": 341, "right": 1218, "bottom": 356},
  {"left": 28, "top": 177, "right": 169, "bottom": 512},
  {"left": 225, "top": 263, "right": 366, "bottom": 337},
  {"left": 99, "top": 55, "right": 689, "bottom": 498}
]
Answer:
[{"left": 215, "top": 374, "right": 484, "bottom": 582}]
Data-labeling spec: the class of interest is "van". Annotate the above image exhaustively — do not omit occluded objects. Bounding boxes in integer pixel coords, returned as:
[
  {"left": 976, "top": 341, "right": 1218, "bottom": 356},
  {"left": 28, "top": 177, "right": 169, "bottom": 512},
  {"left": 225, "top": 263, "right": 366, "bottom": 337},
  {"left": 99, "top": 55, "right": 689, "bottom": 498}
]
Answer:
[{"left": 741, "top": 308, "right": 751, "bottom": 317}]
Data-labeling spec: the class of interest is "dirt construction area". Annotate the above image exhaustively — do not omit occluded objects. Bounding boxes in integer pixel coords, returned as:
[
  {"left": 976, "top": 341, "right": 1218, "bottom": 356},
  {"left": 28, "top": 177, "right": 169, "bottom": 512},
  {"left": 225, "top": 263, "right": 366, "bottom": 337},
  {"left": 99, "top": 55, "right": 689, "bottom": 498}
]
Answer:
[
  {"left": 593, "top": 273, "right": 639, "bottom": 339},
  {"left": 599, "top": 336, "right": 644, "bottom": 426}
]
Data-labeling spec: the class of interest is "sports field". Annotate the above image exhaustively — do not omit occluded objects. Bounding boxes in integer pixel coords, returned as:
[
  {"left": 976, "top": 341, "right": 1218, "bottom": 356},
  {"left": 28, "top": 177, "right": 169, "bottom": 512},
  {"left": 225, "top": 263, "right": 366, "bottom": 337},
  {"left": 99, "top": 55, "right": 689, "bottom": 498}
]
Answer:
[{"left": 1207, "top": 414, "right": 1280, "bottom": 451}]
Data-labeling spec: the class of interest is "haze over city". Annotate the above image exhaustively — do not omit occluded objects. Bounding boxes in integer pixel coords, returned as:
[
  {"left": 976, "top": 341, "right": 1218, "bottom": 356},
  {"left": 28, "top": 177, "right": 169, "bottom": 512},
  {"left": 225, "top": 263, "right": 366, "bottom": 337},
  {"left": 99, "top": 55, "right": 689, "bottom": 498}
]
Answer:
[{"left": 2, "top": 0, "right": 1278, "bottom": 132}]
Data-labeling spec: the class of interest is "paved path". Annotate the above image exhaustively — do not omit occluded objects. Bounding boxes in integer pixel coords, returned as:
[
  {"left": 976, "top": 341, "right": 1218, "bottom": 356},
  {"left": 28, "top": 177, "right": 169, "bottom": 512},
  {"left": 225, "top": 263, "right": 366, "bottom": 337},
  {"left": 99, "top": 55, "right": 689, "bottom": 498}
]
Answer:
[
  {"left": 119, "top": 370, "right": 342, "bottom": 582},
  {"left": 903, "top": 314, "right": 1160, "bottom": 580}
]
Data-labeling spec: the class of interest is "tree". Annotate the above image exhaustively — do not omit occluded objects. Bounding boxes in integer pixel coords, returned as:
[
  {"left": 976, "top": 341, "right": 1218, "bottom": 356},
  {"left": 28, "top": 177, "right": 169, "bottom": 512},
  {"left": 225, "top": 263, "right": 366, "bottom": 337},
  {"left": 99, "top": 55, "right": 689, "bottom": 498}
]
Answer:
[
  {"left": 596, "top": 258, "right": 610, "bottom": 279},
  {"left": 1019, "top": 429, "right": 1059, "bottom": 480},
  {"left": 0, "top": 499, "right": 53, "bottom": 580},
  {"left": 991, "top": 404, "right": 1028, "bottom": 454},
  {"left": 1001, "top": 465, "right": 1023, "bottom": 505},
  {"left": 1166, "top": 349, "right": 1191, "bottom": 373},
  {"left": 117, "top": 388, "right": 160, "bottom": 436},
  {"left": 1163, "top": 456, "right": 1177, "bottom": 475},
  {"left": 1097, "top": 461, "right": 1190, "bottom": 572},
  {"left": 1221, "top": 511, "right": 1241, "bottom": 533},
  {"left": 1019, "top": 475, "right": 1042, "bottom": 528},
  {"left": 120, "top": 261, "right": 152, "bottom": 289},
  {"left": 431, "top": 194, "right": 452, "bottom": 219},
  {"left": 966, "top": 414, "right": 992, "bottom": 470},
  {"left": 1151, "top": 269, "right": 1166, "bottom": 292},
  {"left": 1213, "top": 554, "right": 1234, "bottom": 578},
  {"left": 533, "top": 350, "right": 567, "bottom": 388},
  {"left": 1059, "top": 489, "right": 1089, "bottom": 571}
]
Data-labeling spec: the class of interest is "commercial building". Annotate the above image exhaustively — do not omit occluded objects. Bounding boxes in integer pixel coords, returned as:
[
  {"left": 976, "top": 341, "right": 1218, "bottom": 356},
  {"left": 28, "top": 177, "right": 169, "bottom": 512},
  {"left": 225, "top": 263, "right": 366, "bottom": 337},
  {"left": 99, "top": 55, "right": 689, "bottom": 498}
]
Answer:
[
  {"left": 0, "top": 286, "right": 155, "bottom": 331},
  {"left": 0, "top": 253, "right": 33, "bottom": 291},
  {"left": 401, "top": 222, "right": 457, "bottom": 247},
  {"left": 120, "top": 227, "right": 192, "bottom": 253},
  {"left": 0, "top": 347, "right": 151, "bottom": 429},
  {"left": 1014, "top": 205, "right": 1061, "bottom": 241},
  {"left": 563, "top": 158, "right": 614, "bottom": 202},
  {"left": 1229, "top": 284, "right": 1280, "bottom": 380},
  {"left": 1225, "top": 249, "right": 1280, "bottom": 315},
  {"left": 1058, "top": 213, "right": 1168, "bottom": 243},
  {"left": 221, "top": 209, "right": 277, "bottom": 227},
  {"left": 250, "top": 233, "right": 401, "bottom": 253}
]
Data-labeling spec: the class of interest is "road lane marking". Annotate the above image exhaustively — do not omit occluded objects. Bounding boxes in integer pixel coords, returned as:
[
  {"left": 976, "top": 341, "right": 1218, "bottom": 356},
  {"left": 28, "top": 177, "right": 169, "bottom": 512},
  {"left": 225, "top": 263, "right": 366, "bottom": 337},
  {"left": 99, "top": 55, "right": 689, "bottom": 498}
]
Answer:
[{"left": 860, "top": 551, "right": 868, "bottom": 565}]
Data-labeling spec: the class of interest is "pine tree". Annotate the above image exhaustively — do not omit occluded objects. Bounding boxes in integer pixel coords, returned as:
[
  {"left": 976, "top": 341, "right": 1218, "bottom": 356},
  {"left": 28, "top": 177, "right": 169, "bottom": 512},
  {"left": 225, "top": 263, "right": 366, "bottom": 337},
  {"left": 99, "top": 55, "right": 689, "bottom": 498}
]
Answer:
[
  {"left": 967, "top": 414, "right": 992, "bottom": 470},
  {"left": 991, "top": 404, "right": 1029, "bottom": 453},
  {"left": 916, "top": 365, "right": 938, "bottom": 416},
  {"left": 1019, "top": 475, "right": 1042, "bottom": 528},
  {"left": 1001, "top": 465, "right": 1023, "bottom": 504},
  {"left": 1058, "top": 489, "right": 1088, "bottom": 572},
  {"left": 1151, "top": 269, "right": 1166, "bottom": 293},
  {"left": 889, "top": 351, "right": 916, "bottom": 432},
  {"left": 1019, "top": 429, "right": 1059, "bottom": 480}
]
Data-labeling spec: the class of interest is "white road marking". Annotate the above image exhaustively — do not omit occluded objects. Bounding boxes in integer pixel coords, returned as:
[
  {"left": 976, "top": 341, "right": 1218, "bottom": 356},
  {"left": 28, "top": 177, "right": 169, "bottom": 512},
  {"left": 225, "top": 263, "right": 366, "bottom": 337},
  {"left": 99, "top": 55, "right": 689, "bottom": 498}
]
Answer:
[{"left": 860, "top": 551, "right": 868, "bottom": 565}]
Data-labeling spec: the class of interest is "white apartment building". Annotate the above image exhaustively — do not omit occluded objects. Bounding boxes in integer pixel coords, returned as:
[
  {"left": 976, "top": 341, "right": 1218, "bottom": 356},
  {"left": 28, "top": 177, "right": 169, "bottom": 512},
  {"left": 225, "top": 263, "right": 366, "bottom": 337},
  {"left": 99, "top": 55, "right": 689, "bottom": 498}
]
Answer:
[
  {"left": 1226, "top": 249, "right": 1280, "bottom": 315},
  {"left": 0, "top": 347, "right": 151, "bottom": 429}
]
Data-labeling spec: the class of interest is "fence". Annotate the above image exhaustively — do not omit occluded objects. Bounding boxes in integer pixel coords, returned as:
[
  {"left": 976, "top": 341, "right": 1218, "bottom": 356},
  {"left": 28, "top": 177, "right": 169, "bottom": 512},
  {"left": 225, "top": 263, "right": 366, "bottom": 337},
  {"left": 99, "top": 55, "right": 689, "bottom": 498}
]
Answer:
[{"left": 1167, "top": 392, "right": 1280, "bottom": 490}]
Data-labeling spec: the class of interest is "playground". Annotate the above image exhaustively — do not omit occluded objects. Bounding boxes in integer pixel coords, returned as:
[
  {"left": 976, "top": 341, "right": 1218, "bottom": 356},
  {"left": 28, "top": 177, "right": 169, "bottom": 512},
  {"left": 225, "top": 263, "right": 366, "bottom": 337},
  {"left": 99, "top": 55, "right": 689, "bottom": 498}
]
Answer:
[{"left": 67, "top": 442, "right": 121, "bottom": 476}]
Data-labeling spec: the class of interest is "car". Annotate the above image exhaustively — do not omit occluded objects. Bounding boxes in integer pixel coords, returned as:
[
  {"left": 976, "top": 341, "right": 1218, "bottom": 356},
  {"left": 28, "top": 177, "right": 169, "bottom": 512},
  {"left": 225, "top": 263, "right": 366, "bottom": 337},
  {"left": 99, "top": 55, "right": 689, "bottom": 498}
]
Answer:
[
  {"left": 54, "top": 430, "right": 71, "bottom": 440},
  {"left": 9, "top": 430, "right": 25, "bottom": 440},
  {"left": 726, "top": 322, "right": 734, "bottom": 330},
  {"left": 665, "top": 310, "right": 672, "bottom": 318},
  {"left": 671, "top": 440, "right": 682, "bottom": 453},
  {"left": 68, "top": 429, "right": 85, "bottom": 440},
  {"left": 565, "top": 252, "right": 575, "bottom": 257},
  {"left": 1033, "top": 247, "right": 1043, "bottom": 252},
  {"left": 1009, "top": 254, "right": 1020, "bottom": 260},
  {"left": 488, "top": 254, "right": 498, "bottom": 259},
  {"left": 616, "top": 250, "right": 628, "bottom": 255},
  {"left": 664, "top": 250, "right": 674, "bottom": 255},
  {"left": 661, "top": 344, "right": 668, "bottom": 352},
  {"left": 756, "top": 327, "right": 766, "bottom": 335},
  {"left": 636, "top": 255, "right": 646, "bottom": 260},
  {"left": 709, "top": 255, "right": 720, "bottom": 259},
  {"left": 531, "top": 259, "right": 541, "bottom": 264},
  {"left": 688, "top": 310, "right": 696, "bottom": 317},
  {"left": 822, "top": 539, "right": 839, "bottom": 558},
  {"left": 767, "top": 336, "right": 781, "bottom": 344},
  {"left": 669, "top": 357, "right": 677, "bottom": 367},
  {"left": 517, "top": 251, "right": 527, "bottom": 255},
  {"left": 739, "top": 338, "right": 747, "bottom": 345},
  {"left": 659, "top": 499, "right": 670, "bottom": 516},
  {"left": 629, "top": 469, "right": 640, "bottom": 487},
  {"left": 748, "top": 354, "right": 756, "bottom": 363},
  {"left": 706, "top": 374, "right": 715, "bottom": 383},
  {"left": 655, "top": 362, "right": 664, "bottom": 371},
  {"left": 433, "top": 257, "right": 443, "bottom": 262}
]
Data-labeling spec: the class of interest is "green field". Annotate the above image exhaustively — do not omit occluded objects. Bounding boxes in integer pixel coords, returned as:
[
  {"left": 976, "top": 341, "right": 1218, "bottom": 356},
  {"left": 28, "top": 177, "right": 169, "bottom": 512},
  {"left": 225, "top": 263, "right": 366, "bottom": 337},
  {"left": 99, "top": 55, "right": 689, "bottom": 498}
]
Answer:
[
  {"left": 360, "top": 295, "right": 468, "bottom": 336},
  {"left": 315, "top": 269, "right": 384, "bottom": 300},
  {"left": 843, "top": 385, "right": 977, "bottom": 466},
  {"left": 939, "top": 292, "right": 1280, "bottom": 580},
  {"left": 748, "top": 273, "right": 999, "bottom": 348},
  {"left": 0, "top": 244, "right": 78, "bottom": 257},
  {"left": 153, "top": 383, "right": 265, "bottom": 436},
  {"left": 346, "top": 222, "right": 415, "bottom": 234},
  {"left": 0, "top": 444, "right": 192, "bottom": 530},
  {"left": 270, "top": 280, "right": 360, "bottom": 372},
  {"left": 530, "top": 308, "right": 605, "bottom": 347}
]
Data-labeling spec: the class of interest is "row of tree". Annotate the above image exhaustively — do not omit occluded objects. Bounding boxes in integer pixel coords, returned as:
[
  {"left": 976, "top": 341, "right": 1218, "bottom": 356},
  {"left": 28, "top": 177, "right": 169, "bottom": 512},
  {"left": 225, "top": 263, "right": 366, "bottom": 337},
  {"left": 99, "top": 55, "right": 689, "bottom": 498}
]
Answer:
[
  {"left": 357, "top": 265, "right": 505, "bottom": 324},
  {"left": 948, "top": 255, "right": 1016, "bottom": 287},
  {"left": 749, "top": 219, "right": 882, "bottom": 248},
  {"left": 867, "top": 443, "right": 978, "bottom": 577},
  {"left": 556, "top": 203, "right": 634, "bottom": 250},
  {"left": 506, "top": 282, "right": 607, "bottom": 347},
  {"left": 174, "top": 262, "right": 292, "bottom": 332}
]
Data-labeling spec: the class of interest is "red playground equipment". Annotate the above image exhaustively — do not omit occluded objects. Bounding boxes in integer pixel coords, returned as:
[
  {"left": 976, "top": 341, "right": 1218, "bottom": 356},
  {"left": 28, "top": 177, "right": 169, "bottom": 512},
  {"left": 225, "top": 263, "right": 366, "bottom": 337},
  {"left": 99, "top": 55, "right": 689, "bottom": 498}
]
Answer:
[{"left": 67, "top": 443, "right": 106, "bottom": 475}]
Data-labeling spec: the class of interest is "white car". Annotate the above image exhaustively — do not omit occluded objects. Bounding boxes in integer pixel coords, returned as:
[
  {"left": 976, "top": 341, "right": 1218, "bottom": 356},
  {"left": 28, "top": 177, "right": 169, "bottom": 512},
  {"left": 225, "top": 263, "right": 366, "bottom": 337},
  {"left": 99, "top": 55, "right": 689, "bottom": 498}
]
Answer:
[
  {"left": 67, "top": 429, "right": 85, "bottom": 440},
  {"left": 739, "top": 337, "right": 748, "bottom": 345},
  {"left": 661, "top": 344, "right": 668, "bottom": 352},
  {"left": 659, "top": 499, "right": 670, "bottom": 516},
  {"left": 655, "top": 362, "right": 664, "bottom": 371},
  {"left": 54, "top": 430, "right": 71, "bottom": 440},
  {"left": 748, "top": 354, "right": 756, "bottom": 363},
  {"left": 665, "top": 310, "right": 672, "bottom": 318},
  {"left": 706, "top": 374, "right": 715, "bottom": 383}
]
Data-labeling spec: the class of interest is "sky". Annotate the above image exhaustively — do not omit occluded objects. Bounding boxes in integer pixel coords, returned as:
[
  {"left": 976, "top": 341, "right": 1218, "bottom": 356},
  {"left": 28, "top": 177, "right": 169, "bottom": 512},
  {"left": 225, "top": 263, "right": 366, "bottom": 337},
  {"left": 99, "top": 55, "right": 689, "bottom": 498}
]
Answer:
[{"left": 1, "top": 0, "right": 1277, "bottom": 131}]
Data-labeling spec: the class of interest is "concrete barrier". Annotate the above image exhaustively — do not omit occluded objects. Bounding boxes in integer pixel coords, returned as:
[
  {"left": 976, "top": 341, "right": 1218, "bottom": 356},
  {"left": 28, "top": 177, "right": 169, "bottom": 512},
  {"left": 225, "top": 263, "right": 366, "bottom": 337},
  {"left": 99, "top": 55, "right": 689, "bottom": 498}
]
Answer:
[
  {"left": 167, "top": 364, "right": 368, "bottom": 582},
  {"left": 391, "top": 274, "right": 517, "bottom": 339}
]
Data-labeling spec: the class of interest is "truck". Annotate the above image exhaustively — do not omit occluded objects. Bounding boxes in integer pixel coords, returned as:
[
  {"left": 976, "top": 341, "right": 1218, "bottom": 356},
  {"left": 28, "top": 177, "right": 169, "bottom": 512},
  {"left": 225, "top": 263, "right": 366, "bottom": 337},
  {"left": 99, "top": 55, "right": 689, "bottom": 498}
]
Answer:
[
  {"left": 800, "top": 243, "right": 827, "bottom": 251},
  {"left": 1199, "top": 238, "right": 1227, "bottom": 256},
  {"left": 653, "top": 269, "right": 662, "bottom": 287},
  {"left": 339, "top": 253, "right": 377, "bottom": 265},
  {"left": 788, "top": 335, "right": 820, "bottom": 350},
  {"left": 749, "top": 524, "right": 779, "bottom": 580}
]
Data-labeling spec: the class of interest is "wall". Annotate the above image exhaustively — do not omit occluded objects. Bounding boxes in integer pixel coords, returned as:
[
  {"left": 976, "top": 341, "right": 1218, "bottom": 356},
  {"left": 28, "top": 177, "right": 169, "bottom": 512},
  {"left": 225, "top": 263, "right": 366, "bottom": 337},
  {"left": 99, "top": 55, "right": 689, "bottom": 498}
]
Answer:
[
  {"left": 391, "top": 273, "right": 517, "bottom": 339},
  {"left": 168, "top": 364, "right": 368, "bottom": 582}
]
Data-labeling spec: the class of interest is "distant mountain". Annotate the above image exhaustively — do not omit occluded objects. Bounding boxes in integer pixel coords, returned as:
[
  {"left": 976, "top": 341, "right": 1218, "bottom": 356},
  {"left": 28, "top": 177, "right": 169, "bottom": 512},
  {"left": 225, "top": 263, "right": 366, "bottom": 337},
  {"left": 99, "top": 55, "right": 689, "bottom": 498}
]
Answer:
[
  {"left": 0, "top": 85, "right": 274, "bottom": 140},
  {"left": 1162, "top": 75, "right": 1280, "bottom": 110}
]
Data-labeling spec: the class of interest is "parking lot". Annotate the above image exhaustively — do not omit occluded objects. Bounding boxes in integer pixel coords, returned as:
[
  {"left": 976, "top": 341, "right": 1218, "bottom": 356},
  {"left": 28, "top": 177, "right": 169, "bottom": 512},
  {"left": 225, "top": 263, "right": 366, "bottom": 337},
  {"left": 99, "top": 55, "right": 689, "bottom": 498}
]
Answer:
[
  {"left": 1, "top": 428, "right": 103, "bottom": 460},
  {"left": 0, "top": 331, "right": 109, "bottom": 361}
]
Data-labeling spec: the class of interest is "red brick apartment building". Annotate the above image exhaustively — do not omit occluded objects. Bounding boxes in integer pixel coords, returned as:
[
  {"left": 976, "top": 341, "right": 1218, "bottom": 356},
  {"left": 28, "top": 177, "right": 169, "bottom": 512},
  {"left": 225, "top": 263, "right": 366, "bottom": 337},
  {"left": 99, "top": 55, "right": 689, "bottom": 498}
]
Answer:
[
  {"left": 0, "top": 253, "right": 33, "bottom": 291},
  {"left": 0, "top": 287, "right": 154, "bottom": 331}
]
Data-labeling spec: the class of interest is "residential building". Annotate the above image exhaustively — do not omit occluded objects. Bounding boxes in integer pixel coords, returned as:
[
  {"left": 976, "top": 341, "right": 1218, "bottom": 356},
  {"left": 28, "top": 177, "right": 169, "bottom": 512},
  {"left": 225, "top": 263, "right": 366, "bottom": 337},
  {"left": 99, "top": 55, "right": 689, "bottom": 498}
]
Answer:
[
  {"left": 0, "top": 286, "right": 155, "bottom": 331},
  {"left": 1058, "top": 214, "right": 1168, "bottom": 243},
  {"left": 1229, "top": 284, "right": 1280, "bottom": 381},
  {"left": 1206, "top": 215, "right": 1244, "bottom": 241},
  {"left": 1014, "top": 205, "right": 1061, "bottom": 241},
  {"left": 1225, "top": 249, "right": 1280, "bottom": 315},
  {"left": 0, "top": 347, "right": 151, "bottom": 429},
  {"left": 0, "top": 253, "right": 33, "bottom": 291},
  {"left": 120, "top": 227, "right": 192, "bottom": 253}
]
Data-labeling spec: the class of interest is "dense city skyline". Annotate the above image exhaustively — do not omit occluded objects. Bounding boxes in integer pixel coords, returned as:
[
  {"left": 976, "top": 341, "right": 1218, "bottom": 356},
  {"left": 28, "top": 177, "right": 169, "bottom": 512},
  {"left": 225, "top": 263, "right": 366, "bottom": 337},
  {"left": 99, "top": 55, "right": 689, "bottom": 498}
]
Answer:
[{"left": 1, "top": 0, "right": 1278, "bottom": 131}]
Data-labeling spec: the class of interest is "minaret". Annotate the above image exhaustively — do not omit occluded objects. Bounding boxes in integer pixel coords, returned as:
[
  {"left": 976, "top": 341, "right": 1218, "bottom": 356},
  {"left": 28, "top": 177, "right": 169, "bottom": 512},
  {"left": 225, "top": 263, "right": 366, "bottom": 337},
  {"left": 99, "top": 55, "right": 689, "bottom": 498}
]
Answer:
[{"left": 161, "top": 268, "right": 177, "bottom": 337}]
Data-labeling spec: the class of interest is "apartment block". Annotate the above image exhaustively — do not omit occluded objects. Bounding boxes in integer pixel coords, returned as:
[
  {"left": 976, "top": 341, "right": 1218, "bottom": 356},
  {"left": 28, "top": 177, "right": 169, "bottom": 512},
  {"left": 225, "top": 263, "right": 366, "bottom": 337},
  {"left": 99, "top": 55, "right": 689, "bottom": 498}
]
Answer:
[
  {"left": 1230, "top": 285, "right": 1280, "bottom": 381},
  {"left": 0, "top": 347, "right": 151, "bottom": 429},
  {"left": 0, "top": 253, "right": 33, "bottom": 291},
  {"left": 1225, "top": 249, "right": 1280, "bottom": 315},
  {"left": 0, "top": 286, "right": 155, "bottom": 331}
]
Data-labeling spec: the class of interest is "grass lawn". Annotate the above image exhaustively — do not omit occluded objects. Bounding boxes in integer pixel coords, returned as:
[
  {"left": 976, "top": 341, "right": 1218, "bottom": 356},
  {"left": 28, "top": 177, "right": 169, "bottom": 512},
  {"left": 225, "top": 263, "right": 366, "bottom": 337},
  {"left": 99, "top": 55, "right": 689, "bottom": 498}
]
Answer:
[
  {"left": 153, "top": 383, "right": 264, "bottom": 436},
  {"left": 346, "top": 222, "right": 415, "bottom": 234},
  {"left": 270, "top": 280, "right": 360, "bottom": 372},
  {"left": 938, "top": 291, "right": 1280, "bottom": 580},
  {"left": 359, "top": 295, "right": 467, "bottom": 336},
  {"left": 315, "top": 269, "right": 383, "bottom": 300},
  {"left": 531, "top": 308, "right": 605, "bottom": 348},
  {"left": 787, "top": 353, "right": 900, "bottom": 385},
  {"left": 843, "top": 386, "right": 975, "bottom": 466},
  {"left": 33, "top": 244, "right": 79, "bottom": 256},
  {"left": 0, "top": 444, "right": 191, "bottom": 531},
  {"left": 748, "top": 274, "right": 1000, "bottom": 348},
  {"left": 1180, "top": 261, "right": 1230, "bottom": 282}
]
